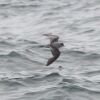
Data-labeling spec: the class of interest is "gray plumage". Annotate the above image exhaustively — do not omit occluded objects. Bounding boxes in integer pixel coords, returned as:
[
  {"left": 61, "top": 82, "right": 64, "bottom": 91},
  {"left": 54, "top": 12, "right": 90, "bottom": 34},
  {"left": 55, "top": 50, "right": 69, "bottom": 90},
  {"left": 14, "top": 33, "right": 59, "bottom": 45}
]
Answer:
[{"left": 43, "top": 34, "right": 64, "bottom": 66}]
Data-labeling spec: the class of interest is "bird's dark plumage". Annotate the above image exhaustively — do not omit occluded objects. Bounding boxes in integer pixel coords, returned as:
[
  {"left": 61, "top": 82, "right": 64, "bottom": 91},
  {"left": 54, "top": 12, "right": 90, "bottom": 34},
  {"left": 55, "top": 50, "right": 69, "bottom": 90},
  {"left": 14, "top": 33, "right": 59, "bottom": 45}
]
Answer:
[
  {"left": 43, "top": 34, "right": 64, "bottom": 66},
  {"left": 46, "top": 47, "right": 60, "bottom": 66}
]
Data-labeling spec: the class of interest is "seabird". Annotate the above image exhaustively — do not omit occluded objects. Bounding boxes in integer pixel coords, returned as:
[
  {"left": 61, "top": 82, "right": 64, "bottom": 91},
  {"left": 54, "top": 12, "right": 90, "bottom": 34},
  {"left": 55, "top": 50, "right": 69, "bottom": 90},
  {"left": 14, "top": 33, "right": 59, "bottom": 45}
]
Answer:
[{"left": 43, "top": 34, "right": 64, "bottom": 66}]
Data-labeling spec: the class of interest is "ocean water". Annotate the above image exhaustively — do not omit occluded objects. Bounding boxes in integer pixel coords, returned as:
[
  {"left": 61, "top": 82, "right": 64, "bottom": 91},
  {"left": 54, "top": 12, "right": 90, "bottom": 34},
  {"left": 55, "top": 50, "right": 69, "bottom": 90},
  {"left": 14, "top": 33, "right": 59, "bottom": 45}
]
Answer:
[{"left": 0, "top": 0, "right": 100, "bottom": 100}]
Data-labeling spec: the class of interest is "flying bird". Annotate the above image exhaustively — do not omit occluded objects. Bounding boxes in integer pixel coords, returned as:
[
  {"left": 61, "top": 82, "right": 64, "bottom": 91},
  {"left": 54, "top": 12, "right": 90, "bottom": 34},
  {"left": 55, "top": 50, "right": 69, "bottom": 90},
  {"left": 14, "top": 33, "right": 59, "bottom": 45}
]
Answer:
[{"left": 43, "top": 34, "right": 64, "bottom": 66}]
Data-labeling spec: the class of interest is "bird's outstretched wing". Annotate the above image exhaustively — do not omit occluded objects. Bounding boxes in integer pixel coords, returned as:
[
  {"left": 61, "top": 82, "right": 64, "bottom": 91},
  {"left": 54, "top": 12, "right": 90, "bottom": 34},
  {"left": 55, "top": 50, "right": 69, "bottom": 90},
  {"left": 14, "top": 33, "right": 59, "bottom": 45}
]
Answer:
[
  {"left": 43, "top": 34, "right": 59, "bottom": 43},
  {"left": 46, "top": 49, "right": 60, "bottom": 66}
]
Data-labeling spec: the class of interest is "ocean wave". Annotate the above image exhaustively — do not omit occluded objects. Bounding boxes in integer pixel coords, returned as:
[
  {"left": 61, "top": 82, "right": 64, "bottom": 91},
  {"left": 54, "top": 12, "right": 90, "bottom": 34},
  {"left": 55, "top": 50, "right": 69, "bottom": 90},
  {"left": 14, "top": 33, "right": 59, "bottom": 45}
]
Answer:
[
  {"left": 8, "top": 72, "right": 61, "bottom": 81},
  {"left": 64, "top": 49, "right": 100, "bottom": 59},
  {"left": 0, "top": 72, "right": 61, "bottom": 87},
  {"left": 0, "top": 40, "right": 15, "bottom": 47},
  {"left": 0, "top": 3, "right": 41, "bottom": 9},
  {"left": 0, "top": 74, "right": 41, "bottom": 88},
  {"left": 0, "top": 51, "right": 22, "bottom": 57},
  {"left": 61, "top": 78, "right": 77, "bottom": 84},
  {"left": 81, "top": 70, "right": 100, "bottom": 76},
  {"left": 58, "top": 76, "right": 100, "bottom": 94},
  {"left": 64, "top": 49, "right": 86, "bottom": 57},
  {"left": 69, "top": 50, "right": 86, "bottom": 55},
  {"left": 61, "top": 84, "right": 100, "bottom": 94},
  {"left": 45, "top": 72, "right": 61, "bottom": 78},
  {"left": 19, "top": 39, "right": 38, "bottom": 44},
  {"left": 0, "top": 3, "right": 10, "bottom": 8},
  {"left": 11, "top": 4, "right": 41, "bottom": 8},
  {"left": 0, "top": 79, "right": 25, "bottom": 87},
  {"left": 0, "top": 51, "right": 37, "bottom": 61},
  {"left": 84, "top": 53, "right": 100, "bottom": 60},
  {"left": 8, "top": 51, "right": 22, "bottom": 57}
]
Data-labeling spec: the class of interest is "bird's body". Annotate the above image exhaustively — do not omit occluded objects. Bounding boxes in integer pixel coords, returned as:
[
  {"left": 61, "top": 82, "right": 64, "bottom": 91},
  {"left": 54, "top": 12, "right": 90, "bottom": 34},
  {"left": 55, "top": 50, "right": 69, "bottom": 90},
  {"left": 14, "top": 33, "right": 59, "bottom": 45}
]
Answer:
[
  {"left": 43, "top": 34, "right": 64, "bottom": 66},
  {"left": 46, "top": 43, "right": 60, "bottom": 66}
]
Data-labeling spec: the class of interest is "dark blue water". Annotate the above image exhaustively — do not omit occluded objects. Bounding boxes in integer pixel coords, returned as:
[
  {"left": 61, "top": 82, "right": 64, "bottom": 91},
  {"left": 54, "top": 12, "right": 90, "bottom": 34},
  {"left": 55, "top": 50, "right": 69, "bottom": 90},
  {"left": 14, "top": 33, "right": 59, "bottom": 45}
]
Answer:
[{"left": 0, "top": 0, "right": 100, "bottom": 100}]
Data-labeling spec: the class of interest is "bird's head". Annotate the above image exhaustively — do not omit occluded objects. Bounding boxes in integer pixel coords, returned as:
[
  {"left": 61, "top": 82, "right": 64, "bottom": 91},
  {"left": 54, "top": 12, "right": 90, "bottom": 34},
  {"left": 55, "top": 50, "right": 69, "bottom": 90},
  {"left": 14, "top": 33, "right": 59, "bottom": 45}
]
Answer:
[
  {"left": 52, "top": 42, "right": 64, "bottom": 49},
  {"left": 60, "top": 43, "right": 64, "bottom": 47}
]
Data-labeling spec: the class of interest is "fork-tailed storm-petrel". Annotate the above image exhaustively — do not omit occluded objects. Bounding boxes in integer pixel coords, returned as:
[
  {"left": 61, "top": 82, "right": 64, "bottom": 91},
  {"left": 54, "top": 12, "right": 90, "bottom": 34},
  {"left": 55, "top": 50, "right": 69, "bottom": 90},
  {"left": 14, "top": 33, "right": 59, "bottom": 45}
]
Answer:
[{"left": 43, "top": 34, "right": 64, "bottom": 66}]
